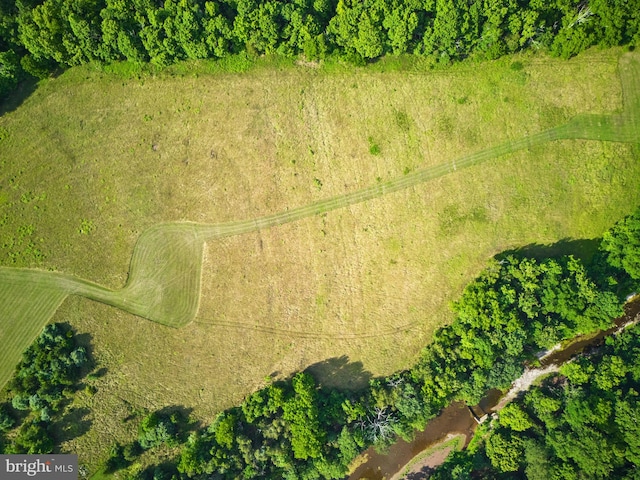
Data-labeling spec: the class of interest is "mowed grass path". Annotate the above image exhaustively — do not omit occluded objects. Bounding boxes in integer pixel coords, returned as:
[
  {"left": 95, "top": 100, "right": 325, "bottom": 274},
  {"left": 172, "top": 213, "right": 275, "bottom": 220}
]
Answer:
[{"left": 0, "top": 53, "right": 639, "bottom": 389}]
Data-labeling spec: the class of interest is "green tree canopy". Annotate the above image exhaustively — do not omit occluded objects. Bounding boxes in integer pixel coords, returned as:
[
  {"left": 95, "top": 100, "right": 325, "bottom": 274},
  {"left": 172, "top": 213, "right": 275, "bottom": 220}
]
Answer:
[{"left": 600, "top": 207, "right": 640, "bottom": 281}]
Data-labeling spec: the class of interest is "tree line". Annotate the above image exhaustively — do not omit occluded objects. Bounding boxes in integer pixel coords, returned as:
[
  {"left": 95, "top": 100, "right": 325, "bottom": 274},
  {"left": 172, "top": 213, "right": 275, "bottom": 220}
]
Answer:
[{"left": 1, "top": 0, "right": 639, "bottom": 99}]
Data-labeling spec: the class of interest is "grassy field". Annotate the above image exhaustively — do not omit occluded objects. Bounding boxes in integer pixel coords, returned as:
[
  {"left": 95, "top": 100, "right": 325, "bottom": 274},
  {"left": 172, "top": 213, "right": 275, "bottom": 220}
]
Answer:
[{"left": 1, "top": 48, "right": 640, "bottom": 470}]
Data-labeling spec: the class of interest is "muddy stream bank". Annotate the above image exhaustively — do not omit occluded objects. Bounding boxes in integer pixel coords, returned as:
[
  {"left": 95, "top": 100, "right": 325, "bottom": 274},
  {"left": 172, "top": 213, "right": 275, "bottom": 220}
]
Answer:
[{"left": 347, "top": 297, "right": 640, "bottom": 480}]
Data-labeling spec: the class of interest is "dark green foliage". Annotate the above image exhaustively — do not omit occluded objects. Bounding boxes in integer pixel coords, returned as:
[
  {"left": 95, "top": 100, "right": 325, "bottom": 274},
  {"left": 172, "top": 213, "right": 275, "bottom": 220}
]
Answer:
[
  {"left": 123, "top": 441, "right": 141, "bottom": 461},
  {"left": 485, "top": 430, "right": 525, "bottom": 472},
  {"left": 104, "top": 441, "right": 143, "bottom": 473},
  {"left": 429, "top": 449, "right": 477, "bottom": 480},
  {"left": 434, "top": 322, "right": 640, "bottom": 479},
  {"left": 590, "top": 0, "right": 640, "bottom": 47},
  {"left": 1, "top": 323, "right": 94, "bottom": 456},
  {"left": 412, "top": 254, "right": 621, "bottom": 406},
  {"left": 9, "top": 323, "right": 89, "bottom": 416},
  {"left": 1, "top": 0, "right": 639, "bottom": 100},
  {"left": 0, "top": 49, "right": 21, "bottom": 98},
  {"left": 105, "top": 443, "right": 128, "bottom": 473},
  {"left": 11, "top": 394, "right": 29, "bottom": 411},
  {"left": 177, "top": 373, "right": 353, "bottom": 478},
  {"left": 550, "top": 23, "right": 597, "bottom": 59},
  {"left": 431, "top": 204, "right": 640, "bottom": 480},
  {"left": 6, "top": 419, "right": 54, "bottom": 454},
  {"left": 105, "top": 413, "right": 181, "bottom": 475},
  {"left": 139, "top": 412, "right": 180, "bottom": 450},
  {"left": 282, "top": 373, "right": 326, "bottom": 460},
  {"left": 0, "top": 403, "right": 15, "bottom": 432},
  {"left": 150, "top": 465, "right": 173, "bottom": 480},
  {"left": 600, "top": 207, "right": 640, "bottom": 282},
  {"left": 590, "top": 206, "right": 640, "bottom": 298}
]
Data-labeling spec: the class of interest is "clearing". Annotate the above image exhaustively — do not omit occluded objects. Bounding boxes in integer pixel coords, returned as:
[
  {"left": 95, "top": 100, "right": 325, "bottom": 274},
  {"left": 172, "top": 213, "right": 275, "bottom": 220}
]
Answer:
[{"left": 0, "top": 49, "right": 639, "bottom": 467}]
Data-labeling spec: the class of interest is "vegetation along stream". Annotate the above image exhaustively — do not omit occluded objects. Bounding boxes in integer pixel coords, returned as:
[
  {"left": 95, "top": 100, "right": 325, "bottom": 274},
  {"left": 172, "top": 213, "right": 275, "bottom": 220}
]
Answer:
[{"left": 348, "top": 297, "right": 640, "bottom": 480}]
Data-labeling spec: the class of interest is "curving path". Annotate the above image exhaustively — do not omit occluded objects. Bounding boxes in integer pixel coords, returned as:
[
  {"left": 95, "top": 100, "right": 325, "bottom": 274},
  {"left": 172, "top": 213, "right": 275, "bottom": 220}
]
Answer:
[{"left": 0, "top": 53, "right": 639, "bottom": 379}]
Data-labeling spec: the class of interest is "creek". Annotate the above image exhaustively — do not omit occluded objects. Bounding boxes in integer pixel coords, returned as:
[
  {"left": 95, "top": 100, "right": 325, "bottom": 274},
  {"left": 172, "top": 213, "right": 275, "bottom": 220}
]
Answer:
[{"left": 347, "top": 297, "right": 640, "bottom": 480}]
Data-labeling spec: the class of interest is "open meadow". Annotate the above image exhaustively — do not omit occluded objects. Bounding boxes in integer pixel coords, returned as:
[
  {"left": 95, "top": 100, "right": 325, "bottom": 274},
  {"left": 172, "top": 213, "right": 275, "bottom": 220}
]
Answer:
[{"left": 1, "top": 48, "right": 640, "bottom": 467}]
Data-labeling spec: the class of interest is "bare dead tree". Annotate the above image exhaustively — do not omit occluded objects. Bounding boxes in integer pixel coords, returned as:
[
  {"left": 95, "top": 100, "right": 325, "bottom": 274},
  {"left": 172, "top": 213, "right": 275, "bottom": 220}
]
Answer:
[
  {"left": 568, "top": 5, "right": 594, "bottom": 28},
  {"left": 386, "top": 376, "right": 404, "bottom": 389},
  {"left": 363, "top": 407, "right": 397, "bottom": 443}
]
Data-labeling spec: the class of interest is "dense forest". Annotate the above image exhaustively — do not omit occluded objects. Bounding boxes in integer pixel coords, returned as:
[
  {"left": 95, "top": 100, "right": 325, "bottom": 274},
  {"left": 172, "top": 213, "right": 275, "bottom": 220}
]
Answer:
[
  {"left": 65, "top": 207, "right": 637, "bottom": 480},
  {"left": 432, "top": 315, "right": 640, "bottom": 479},
  {"left": 1, "top": 0, "right": 640, "bottom": 98}
]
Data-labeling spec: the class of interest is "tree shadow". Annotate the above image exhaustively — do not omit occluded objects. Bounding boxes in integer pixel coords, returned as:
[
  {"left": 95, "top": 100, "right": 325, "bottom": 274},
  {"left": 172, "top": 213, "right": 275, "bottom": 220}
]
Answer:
[
  {"left": 54, "top": 407, "right": 92, "bottom": 443},
  {"left": 141, "top": 460, "right": 180, "bottom": 480},
  {"left": 57, "top": 327, "right": 102, "bottom": 384},
  {"left": 404, "top": 465, "right": 436, "bottom": 479},
  {"left": 0, "top": 78, "right": 39, "bottom": 117},
  {"left": 494, "top": 237, "right": 601, "bottom": 265},
  {"left": 73, "top": 332, "right": 95, "bottom": 360},
  {"left": 154, "top": 405, "right": 200, "bottom": 437},
  {"left": 89, "top": 367, "right": 108, "bottom": 378},
  {"left": 304, "top": 355, "right": 373, "bottom": 392}
]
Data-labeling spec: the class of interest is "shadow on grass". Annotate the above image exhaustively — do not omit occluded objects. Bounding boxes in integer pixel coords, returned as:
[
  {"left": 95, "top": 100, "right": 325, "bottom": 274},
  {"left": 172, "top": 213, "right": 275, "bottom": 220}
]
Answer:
[
  {"left": 141, "top": 460, "right": 180, "bottom": 480},
  {"left": 495, "top": 237, "right": 601, "bottom": 265},
  {"left": 61, "top": 327, "right": 104, "bottom": 387},
  {"left": 54, "top": 407, "right": 92, "bottom": 444},
  {"left": 0, "top": 78, "right": 39, "bottom": 117},
  {"left": 305, "top": 355, "right": 373, "bottom": 392},
  {"left": 154, "top": 405, "right": 200, "bottom": 437},
  {"left": 89, "top": 367, "right": 108, "bottom": 378},
  {"left": 74, "top": 332, "right": 95, "bottom": 360}
]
